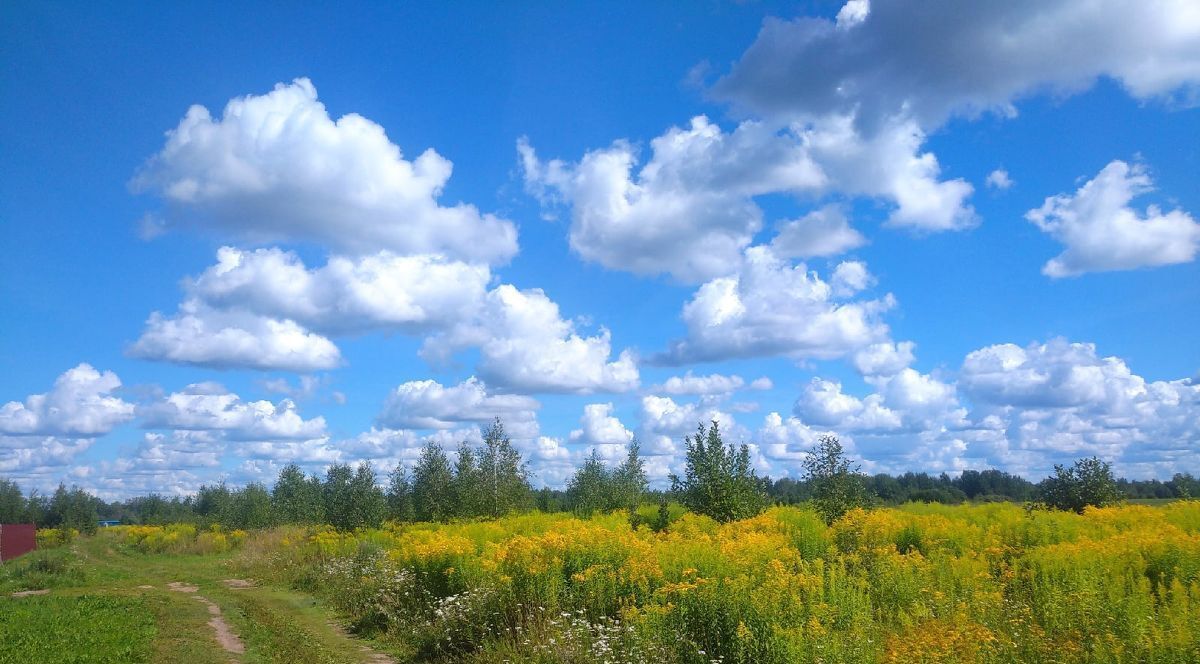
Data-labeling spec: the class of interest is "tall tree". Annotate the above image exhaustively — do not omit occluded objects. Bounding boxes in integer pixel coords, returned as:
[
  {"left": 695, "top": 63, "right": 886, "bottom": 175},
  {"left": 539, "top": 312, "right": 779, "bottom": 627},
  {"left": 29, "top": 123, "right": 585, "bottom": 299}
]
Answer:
[
  {"left": 566, "top": 449, "right": 612, "bottom": 517},
  {"left": 411, "top": 443, "right": 455, "bottom": 522},
  {"left": 804, "top": 434, "right": 872, "bottom": 525},
  {"left": 670, "top": 421, "right": 767, "bottom": 523},
  {"left": 226, "top": 482, "right": 275, "bottom": 529},
  {"left": 477, "top": 419, "right": 532, "bottom": 517},
  {"left": 272, "top": 464, "right": 324, "bottom": 524},
  {"left": 453, "top": 442, "right": 483, "bottom": 518},
  {"left": 350, "top": 462, "right": 387, "bottom": 529},
  {"left": 0, "top": 478, "right": 25, "bottom": 523},
  {"left": 385, "top": 464, "right": 414, "bottom": 522},
  {"left": 613, "top": 439, "right": 648, "bottom": 513},
  {"left": 323, "top": 463, "right": 357, "bottom": 530}
]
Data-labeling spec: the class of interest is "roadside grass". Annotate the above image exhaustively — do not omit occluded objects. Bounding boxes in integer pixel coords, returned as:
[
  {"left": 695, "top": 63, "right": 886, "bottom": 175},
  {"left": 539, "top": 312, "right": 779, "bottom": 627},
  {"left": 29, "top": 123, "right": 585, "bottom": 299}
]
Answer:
[
  {"left": 2, "top": 531, "right": 396, "bottom": 663},
  {"left": 0, "top": 594, "right": 156, "bottom": 663},
  {"left": 0, "top": 546, "right": 88, "bottom": 593}
]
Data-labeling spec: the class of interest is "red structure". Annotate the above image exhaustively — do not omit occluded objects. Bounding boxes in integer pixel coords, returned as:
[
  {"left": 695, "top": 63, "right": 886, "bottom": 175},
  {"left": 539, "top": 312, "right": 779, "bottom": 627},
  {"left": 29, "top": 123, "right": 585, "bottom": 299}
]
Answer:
[{"left": 0, "top": 523, "right": 37, "bottom": 562}]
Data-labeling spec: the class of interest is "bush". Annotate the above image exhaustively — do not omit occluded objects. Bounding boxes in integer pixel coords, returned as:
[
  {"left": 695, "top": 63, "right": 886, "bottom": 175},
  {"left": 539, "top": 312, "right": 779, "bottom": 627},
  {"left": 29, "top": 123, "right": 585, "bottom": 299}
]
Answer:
[{"left": 1040, "top": 457, "right": 1123, "bottom": 513}]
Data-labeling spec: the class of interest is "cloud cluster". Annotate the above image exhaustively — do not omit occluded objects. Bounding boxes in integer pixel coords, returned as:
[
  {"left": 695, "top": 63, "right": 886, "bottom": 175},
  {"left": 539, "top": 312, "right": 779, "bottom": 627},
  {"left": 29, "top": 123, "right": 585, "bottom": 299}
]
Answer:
[
  {"left": 0, "top": 364, "right": 134, "bottom": 437},
  {"left": 1027, "top": 160, "right": 1200, "bottom": 277},
  {"left": 138, "top": 383, "right": 327, "bottom": 441},
  {"left": 377, "top": 377, "right": 540, "bottom": 439},
  {"left": 660, "top": 247, "right": 893, "bottom": 364},
  {"left": 132, "top": 78, "right": 517, "bottom": 264},
  {"left": 713, "top": 0, "right": 1200, "bottom": 127}
]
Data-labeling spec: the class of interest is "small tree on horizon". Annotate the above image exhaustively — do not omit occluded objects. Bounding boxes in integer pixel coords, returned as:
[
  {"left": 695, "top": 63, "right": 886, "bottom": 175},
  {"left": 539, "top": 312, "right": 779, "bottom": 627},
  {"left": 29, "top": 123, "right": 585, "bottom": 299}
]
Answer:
[
  {"left": 670, "top": 421, "right": 767, "bottom": 523},
  {"left": 1039, "top": 456, "right": 1122, "bottom": 513},
  {"left": 803, "top": 434, "right": 872, "bottom": 525}
]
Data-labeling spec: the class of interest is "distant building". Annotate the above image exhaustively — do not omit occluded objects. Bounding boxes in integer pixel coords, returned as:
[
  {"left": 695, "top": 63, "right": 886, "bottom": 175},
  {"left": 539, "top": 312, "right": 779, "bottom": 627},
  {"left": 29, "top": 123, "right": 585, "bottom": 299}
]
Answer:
[
  {"left": 0, "top": 523, "right": 37, "bottom": 562},
  {"left": 98, "top": 520, "right": 121, "bottom": 528}
]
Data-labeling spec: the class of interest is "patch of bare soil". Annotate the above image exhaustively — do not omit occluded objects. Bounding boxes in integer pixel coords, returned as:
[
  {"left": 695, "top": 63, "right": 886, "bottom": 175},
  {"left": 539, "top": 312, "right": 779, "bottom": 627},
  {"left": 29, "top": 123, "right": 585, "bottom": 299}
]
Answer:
[
  {"left": 165, "top": 581, "right": 246, "bottom": 656},
  {"left": 221, "top": 578, "right": 255, "bottom": 589},
  {"left": 191, "top": 594, "right": 246, "bottom": 655},
  {"left": 10, "top": 589, "right": 50, "bottom": 597}
]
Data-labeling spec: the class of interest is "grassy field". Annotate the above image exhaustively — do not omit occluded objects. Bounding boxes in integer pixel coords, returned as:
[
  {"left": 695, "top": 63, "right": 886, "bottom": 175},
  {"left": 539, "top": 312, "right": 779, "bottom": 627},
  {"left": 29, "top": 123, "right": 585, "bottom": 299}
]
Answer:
[
  {"left": 4, "top": 501, "right": 1200, "bottom": 663},
  {"left": 0, "top": 530, "right": 395, "bottom": 663}
]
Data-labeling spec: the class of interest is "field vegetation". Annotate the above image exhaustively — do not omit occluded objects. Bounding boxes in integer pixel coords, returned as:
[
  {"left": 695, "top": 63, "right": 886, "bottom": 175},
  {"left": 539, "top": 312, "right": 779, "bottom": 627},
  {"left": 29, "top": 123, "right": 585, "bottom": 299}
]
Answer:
[{"left": 3, "top": 421, "right": 1200, "bottom": 662}]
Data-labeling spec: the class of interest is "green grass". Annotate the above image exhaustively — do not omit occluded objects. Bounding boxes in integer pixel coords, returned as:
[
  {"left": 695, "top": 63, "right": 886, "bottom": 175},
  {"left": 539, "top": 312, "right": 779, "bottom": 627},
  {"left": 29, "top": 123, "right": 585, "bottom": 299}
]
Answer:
[
  {"left": 0, "top": 594, "right": 156, "bottom": 663},
  {"left": 0, "top": 533, "right": 395, "bottom": 663}
]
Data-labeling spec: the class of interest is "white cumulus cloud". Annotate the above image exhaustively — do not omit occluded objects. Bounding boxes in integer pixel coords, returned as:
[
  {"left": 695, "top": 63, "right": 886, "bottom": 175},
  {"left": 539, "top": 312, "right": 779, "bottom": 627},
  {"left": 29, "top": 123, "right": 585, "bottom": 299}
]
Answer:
[
  {"left": 132, "top": 78, "right": 517, "bottom": 264},
  {"left": 1026, "top": 160, "right": 1200, "bottom": 277},
  {"left": 0, "top": 364, "right": 134, "bottom": 437}
]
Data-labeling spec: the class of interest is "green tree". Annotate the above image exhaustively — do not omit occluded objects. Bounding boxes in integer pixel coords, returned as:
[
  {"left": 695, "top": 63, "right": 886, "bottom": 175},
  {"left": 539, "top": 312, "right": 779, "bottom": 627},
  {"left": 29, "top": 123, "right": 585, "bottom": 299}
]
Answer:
[
  {"left": 412, "top": 443, "right": 455, "bottom": 522},
  {"left": 566, "top": 450, "right": 613, "bottom": 517},
  {"left": 452, "top": 442, "right": 483, "bottom": 518},
  {"left": 194, "top": 482, "right": 232, "bottom": 525},
  {"left": 476, "top": 419, "right": 532, "bottom": 517},
  {"left": 385, "top": 464, "right": 414, "bottom": 522},
  {"left": 46, "top": 483, "right": 99, "bottom": 534},
  {"left": 613, "top": 439, "right": 648, "bottom": 513},
  {"left": 350, "top": 462, "right": 387, "bottom": 529},
  {"left": 323, "top": 463, "right": 356, "bottom": 530},
  {"left": 272, "top": 464, "right": 323, "bottom": 524},
  {"left": 0, "top": 478, "right": 25, "bottom": 523},
  {"left": 803, "top": 434, "right": 872, "bottom": 525},
  {"left": 670, "top": 421, "right": 767, "bottom": 523},
  {"left": 1040, "top": 456, "right": 1123, "bottom": 513},
  {"left": 225, "top": 482, "right": 275, "bottom": 529}
]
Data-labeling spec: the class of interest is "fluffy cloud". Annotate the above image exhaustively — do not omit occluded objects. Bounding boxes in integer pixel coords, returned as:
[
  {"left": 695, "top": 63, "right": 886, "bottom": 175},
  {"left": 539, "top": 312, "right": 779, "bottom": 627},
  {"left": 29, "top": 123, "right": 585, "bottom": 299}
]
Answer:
[
  {"left": 713, "top": 0, "right": 1200, "bottom": 128},
  {"left": 853, "top": 341, "right": 916, "bottom": 376},
  {"left": 139, "top": 383, "right": 327, "bottom": 441},
  {"left": 0, "top": 364, "right": 134, "bottom": 437},
  {"left": 189, "top": 247, "right": 492, "bottom": 335},
  {"left": 961, "top": 338, "right": 1149, "bottom": 411},
  {"left": 425, "top": 285, "right": 639, "bottom": 394},
  {"left": 522, "top": 113, "right": 974, "bottom": 281},
  {"left": 132, "top": 78, "right": 517, "bottom": 264},
  {"left": 129, "top": 301, "right": 342, "bottom": 372},
  {"left": 1026, "top": 160, "right": 1200, "bottom": 277},
  {"left": 376, "top": 377, "right": 540, "bottom": 439},
  {"left": 568, "top": 403, "right": 635, "bottom": 460},
  {"left": 653, "top": 372, "right": 772, "bottom": 397},
  {"left": 796, "top": 114, "right": 976, "bottom": 232},
  {"left": 0, "top": 436, "right": 94, "bottom": 476},
  {"left": 638, "top": 395, "right": 737, "bottom": 456},
  {"left": 130, "top": 431, "right": 224, "bottom": 470},
  {"left": 660, "top": 247, "right": 894, "bottom": 364},
  {"left": 793, "top": 378, "right": 902, "bottom": 431},
  {"left": 770, "top": 205, "right": 866, "bottom": 259},
  {"left": 520, "top": 118, "right": 824, "bottom": 282},
  {"left": 986, "top": 169, "right": 1014, "bottom": 190}
]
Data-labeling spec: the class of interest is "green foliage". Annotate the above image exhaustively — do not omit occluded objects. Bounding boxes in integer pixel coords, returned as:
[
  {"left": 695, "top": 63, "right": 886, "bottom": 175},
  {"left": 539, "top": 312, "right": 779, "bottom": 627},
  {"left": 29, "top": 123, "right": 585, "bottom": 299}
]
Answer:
[
  {"left": 412, "top": 442, "right": 456, "bottom": 522},
  {"left": 225, "top": 482, "right": 275, "bottom": 530},
  {"left": 272, "top": 463, "right": 325, "bottom": 524},
  {"left": 0, "top": 477, "right": 26, "bottom": 522},
  {"left": 476, "top": 419, "right": 533, "bottom": 517},
  {"left": 566, "top": 441, "right": 649, "bottom": 518},
  {"left": 804, "top": 434, "right": 872, "bottom": 525},
  {"left": 670, "top": 421, "right": 768, "bottom": 523},
  {"left": 322, "top": 462, "right": 386, "bottom": 531},
  {"left": 1040, "top": 456, "right": 1123, "bottom": 513},
  {"left": 385, "top": 464, "right": 414, "bottom": 522},
  {"left": 45, "top": 483, "right": 100, "bottom": 534}
]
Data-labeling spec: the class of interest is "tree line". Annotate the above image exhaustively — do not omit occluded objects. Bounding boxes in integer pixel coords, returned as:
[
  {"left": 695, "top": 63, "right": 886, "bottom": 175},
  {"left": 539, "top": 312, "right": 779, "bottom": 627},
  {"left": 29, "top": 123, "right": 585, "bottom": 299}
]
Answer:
[{"left": 3, "top": 418, "right": 1195, "bottom": 531}]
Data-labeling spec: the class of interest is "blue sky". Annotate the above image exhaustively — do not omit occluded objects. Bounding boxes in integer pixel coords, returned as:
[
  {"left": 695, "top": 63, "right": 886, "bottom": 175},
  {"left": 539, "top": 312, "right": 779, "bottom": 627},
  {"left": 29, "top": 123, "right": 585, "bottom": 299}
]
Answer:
[{"left": 2, "top": 1, "right": 1199, "bottom": 498}]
